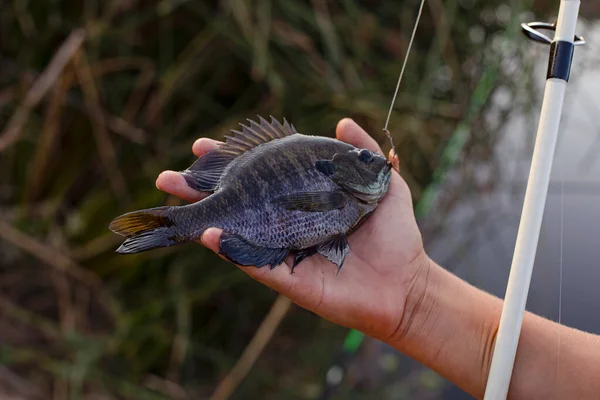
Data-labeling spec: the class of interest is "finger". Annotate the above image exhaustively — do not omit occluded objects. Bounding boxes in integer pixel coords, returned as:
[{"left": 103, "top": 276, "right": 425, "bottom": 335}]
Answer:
[
  {"left": 156, "top": 138, "right": 222, "bottom": 203},
  {"left": 199, "top": 227, "right": 221, "bottom": 251},
  {"left": 192, "top": 138, "right": 222, "bottom": 157},
  {"left": 199, "top": 227, "right": 338, "bottom": 310},
  {"left": 388, "top": 148, "right": 400, "bottom": 172},
  {"left": 336, "top": 118, "right": 382, "bottom": 154},
  {"left": 199, "top": 228, "right": 298, "bottom": 283},
  {"left": 199, "top": 227, "right": 300, "bottom": 289},
  {"left": 156, "top": 170, "right": 205, "bottom": 203}
]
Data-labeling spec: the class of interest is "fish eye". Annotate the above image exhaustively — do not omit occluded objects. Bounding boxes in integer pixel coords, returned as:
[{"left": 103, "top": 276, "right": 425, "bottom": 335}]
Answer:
[{"left": 358, "top": 149, "right": 373, "bottom": 163}]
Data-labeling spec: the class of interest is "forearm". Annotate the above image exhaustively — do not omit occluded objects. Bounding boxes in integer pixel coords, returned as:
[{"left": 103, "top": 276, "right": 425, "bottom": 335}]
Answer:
[
  {"left": 510, "top": 307, "right": 600, "bottom": 399},
  {"left": 388, "top": 257, "right": 600, "bottom": 399}
]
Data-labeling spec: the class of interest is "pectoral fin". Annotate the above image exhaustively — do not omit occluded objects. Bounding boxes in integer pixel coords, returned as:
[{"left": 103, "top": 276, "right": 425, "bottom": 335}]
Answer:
[
  {"left": 317, "top": 235, "right": 349, "bottom": 272},
  {"left": 274, "top": 191, "right": 346, "bottom": 212},
  {"left": 219, "top": 232, "right": 289, "bottom": 269}
]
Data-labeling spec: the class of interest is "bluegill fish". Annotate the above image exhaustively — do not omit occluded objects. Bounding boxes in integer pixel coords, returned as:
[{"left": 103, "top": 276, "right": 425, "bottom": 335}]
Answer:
[{"left": 109, "top": 116, "right": 392, "bottom": 271}]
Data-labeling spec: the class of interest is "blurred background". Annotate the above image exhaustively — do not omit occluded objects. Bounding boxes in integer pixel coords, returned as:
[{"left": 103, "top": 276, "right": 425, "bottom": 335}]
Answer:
[{"left": 1, "top": 0, "right": 599, "bottom": 399}]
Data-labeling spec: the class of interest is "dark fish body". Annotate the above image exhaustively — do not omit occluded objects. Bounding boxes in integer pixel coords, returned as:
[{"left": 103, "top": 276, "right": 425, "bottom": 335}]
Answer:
[{"left": 110, "top": 117, "right": 392, "bottom": 271}]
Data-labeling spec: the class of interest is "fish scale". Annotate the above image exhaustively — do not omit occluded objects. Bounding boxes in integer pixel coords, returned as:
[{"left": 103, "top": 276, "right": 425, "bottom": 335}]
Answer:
[
  {"left": 109, "top": 116, "right": 391, "bottom": 271},
  {"left": 211, "top": 135, "right": 371, "bottom": 248}
]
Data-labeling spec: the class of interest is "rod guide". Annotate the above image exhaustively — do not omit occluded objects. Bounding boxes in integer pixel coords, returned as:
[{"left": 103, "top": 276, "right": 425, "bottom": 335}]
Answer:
[{"left": 521, "top": 21, "right": 585, "bottom": 82}]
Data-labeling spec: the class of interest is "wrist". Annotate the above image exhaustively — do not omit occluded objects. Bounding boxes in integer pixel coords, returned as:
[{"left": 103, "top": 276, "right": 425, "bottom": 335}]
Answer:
[
  {"left": 390, "top": 251, "right": 438, "bottom": 343},
  {"left": 390, "top": 252, "right": 440, "bottom": 345},
  {"left": 386, "top": 255, "right": 502, "bottom": 397}
]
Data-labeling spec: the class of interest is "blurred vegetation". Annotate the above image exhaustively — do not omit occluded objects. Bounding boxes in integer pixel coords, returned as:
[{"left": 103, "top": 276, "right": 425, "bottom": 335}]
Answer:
[{"left": 0, "top": 0, "right": 560, "bottom": 398}]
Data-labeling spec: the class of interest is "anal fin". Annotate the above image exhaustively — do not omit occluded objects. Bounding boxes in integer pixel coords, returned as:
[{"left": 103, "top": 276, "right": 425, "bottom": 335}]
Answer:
[
  {"left": 317, "top": 235, "right": 349, "bottom": 272},
  {"left": 219, "top": 232, "right": 289, "bottom": 269}
]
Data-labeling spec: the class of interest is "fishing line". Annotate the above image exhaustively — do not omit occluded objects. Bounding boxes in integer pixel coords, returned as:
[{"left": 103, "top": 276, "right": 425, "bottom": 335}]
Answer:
[
  {"left": 486, "top": 8, "right": 584, "bottom": 396},
  {"left": 383, "top": 0, "right": 426, "bottom": 158},
  {"left": 320, "top": 2, "right": 426, "bottom": 398},
  {"left": 556, "top": 131, "right": 564, "bottom": 387}
]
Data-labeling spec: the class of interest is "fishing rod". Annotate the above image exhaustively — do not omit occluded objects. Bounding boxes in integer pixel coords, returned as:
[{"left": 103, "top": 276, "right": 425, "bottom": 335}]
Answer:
[
  {"left": 321, "top": 0, "right": 585, "bottom": 399},
  {"left": 484, "top": 1, "right": 585, "bottom": 399}
]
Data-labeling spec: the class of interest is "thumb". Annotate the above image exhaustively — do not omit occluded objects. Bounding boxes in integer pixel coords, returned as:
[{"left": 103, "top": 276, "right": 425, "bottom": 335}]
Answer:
[{"left": 336, "top": 118, "right": 382, "bottom": 154}]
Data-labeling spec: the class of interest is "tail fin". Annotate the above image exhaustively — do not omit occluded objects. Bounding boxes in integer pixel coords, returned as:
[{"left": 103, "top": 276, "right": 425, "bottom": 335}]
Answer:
[{"left": 109, "top": 206, "right": 184, "bottom": 254}]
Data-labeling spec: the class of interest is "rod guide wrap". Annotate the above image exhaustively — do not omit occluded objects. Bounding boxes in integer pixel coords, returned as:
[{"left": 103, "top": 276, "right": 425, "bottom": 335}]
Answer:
[{"left": 547, "top": 40, "right": 574, "bottom": 81}]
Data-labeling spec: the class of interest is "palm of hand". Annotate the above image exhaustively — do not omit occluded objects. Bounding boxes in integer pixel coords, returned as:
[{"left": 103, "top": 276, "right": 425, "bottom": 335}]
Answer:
[{"left": 156, "top": 119, "right": 426, "bottom": 340}]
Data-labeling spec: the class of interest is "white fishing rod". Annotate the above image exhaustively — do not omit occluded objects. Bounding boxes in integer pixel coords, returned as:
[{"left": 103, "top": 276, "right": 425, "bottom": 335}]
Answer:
[{"left": 484, "top": 1, "right": 585, "bottom": 399}]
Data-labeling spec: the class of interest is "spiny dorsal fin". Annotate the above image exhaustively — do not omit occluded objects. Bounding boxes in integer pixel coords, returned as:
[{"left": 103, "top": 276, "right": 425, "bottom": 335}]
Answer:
[
  {"left": 222, "top": 115, "right": 297, "bottom": 154},
  {"left": 181, "top": 116, "right": 297, "bottom": 192}
]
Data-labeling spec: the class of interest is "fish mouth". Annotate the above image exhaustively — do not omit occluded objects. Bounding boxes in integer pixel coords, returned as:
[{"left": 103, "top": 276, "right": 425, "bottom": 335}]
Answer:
[{"left": 384, "top": 161, "right": 392, "bottom": 173}]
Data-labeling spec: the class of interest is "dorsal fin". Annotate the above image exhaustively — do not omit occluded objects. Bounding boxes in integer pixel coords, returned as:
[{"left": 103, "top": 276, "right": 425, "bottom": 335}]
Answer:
[
  {"left": 221, "top": 115, "right": 297, "bottom": 154},
  {"left": 181, "top": 116, "right": 297, "bottom": 192}
]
